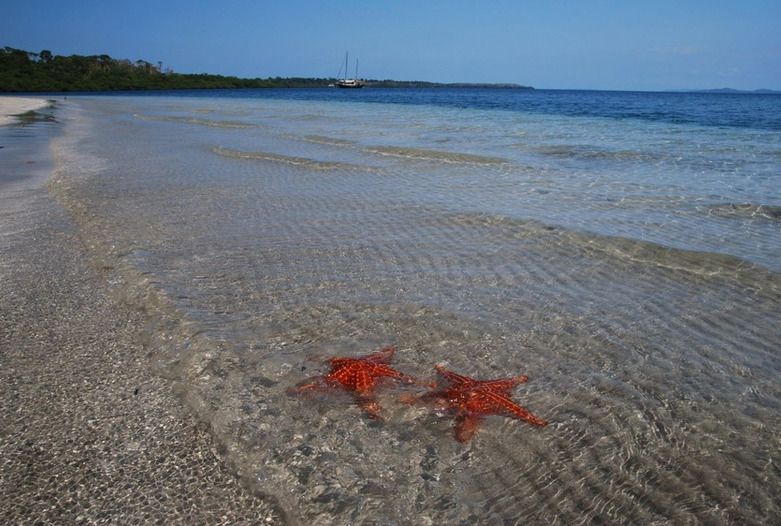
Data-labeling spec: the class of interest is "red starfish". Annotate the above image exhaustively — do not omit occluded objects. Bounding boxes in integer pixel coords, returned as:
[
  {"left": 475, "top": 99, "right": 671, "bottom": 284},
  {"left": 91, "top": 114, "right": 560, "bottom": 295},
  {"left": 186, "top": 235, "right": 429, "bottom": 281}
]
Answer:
[
  {"left": 413, "top": 365, "right": 548, "bottom": 442},
  {"left": 290, "top": 346, "right": 417, "bottom": 420}
]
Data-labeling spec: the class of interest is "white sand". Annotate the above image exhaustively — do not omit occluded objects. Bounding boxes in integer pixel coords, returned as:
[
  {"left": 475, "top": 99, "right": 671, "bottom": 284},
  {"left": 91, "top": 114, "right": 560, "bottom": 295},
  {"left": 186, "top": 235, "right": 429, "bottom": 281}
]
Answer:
[
  {"left": 0, "top": 96, "right": 50, "bottom": 125},
  {"left": 0, "top": 100, "right": 285, "bottom": 523}
]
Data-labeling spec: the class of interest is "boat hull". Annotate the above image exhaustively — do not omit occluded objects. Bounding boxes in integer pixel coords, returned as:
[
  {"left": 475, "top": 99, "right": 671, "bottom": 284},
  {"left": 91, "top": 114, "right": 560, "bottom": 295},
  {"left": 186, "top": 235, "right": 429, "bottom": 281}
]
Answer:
[{"left": 336, "top": 80, "right": 364, "bottom": 89}]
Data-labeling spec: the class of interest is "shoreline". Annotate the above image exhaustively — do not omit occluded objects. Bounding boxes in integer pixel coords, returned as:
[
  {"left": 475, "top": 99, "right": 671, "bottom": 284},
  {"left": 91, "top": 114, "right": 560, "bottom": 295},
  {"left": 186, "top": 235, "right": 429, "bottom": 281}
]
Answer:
[
  {"left": 0, "top": 95, "right": 51, "bottom": 126},
  {"left": 0, "top": 101, "right": 285, "bottom": 523}
]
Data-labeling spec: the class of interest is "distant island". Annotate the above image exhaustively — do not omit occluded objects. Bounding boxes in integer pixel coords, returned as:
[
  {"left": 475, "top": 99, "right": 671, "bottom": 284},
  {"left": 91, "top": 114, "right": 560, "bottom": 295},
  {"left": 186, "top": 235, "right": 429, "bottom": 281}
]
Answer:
[
  {"left": 675, "top": 88, "right": 780, "bottom": 94},
  {"left": 0, "top": 47, "right": 533, "bottom": 92}
]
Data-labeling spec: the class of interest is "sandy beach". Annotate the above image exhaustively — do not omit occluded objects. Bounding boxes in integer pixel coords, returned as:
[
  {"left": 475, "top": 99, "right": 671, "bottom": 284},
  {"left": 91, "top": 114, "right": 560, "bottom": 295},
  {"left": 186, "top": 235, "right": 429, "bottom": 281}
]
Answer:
[
  {"left": 0, "top": 99, "right": 286, "bottom": 523},
  {"left": 0, "top": 96, "right": 51, "bottom": 126}
]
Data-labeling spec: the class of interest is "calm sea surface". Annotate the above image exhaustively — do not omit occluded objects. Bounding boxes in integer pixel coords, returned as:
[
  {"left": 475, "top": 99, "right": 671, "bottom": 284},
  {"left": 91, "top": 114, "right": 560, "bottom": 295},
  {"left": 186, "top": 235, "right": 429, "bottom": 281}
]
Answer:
[{"left": 45, "top": 89, "right": 779, "bottom": 524}]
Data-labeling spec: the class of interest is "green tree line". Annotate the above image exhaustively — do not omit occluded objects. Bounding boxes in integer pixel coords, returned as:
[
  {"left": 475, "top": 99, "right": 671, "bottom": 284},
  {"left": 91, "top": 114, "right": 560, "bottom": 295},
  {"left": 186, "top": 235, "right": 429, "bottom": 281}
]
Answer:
[
  {"left": 1, "top": 47, "right": 533, "bottom": 92},
  {"left": 0, "top": 47, "right": 335, "bottom": 92}
]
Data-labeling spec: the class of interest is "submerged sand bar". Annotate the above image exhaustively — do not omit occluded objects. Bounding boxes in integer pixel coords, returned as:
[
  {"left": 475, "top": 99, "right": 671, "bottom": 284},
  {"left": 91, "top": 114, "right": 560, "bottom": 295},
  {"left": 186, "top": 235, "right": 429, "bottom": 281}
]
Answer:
[{"left": 0, "top": 96, "right": 49, "bottom": 125}]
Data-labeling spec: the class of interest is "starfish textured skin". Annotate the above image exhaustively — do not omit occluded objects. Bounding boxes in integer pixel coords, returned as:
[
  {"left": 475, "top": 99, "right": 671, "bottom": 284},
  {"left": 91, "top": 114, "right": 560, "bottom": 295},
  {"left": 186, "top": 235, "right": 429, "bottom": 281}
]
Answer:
[
  {"left": 292, "top": 347, "right": 416, "bottom": 420},
  {"left": 424, "top": 365, "right": 548, "bottom": 442}
]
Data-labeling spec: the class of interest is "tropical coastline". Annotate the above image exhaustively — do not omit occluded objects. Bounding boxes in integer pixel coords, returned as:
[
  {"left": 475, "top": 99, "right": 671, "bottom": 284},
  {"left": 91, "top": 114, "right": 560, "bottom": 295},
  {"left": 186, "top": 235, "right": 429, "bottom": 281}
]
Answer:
[
  {"left": 2, "top": 89, "right": 779, "bottom": 524},
  {"left": 3, "top": 0, "right": 779, "bottom": 522},
  {"left": 0, "top": 47, "right": 534, "bottom": 92}
]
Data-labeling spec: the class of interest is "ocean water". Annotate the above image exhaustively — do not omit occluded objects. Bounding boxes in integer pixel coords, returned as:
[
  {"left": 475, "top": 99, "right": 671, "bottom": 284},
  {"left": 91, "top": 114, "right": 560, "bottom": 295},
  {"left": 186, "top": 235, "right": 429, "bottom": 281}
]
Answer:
[{"left": 46, "top": 89, "right": 779, "bottom": 524}]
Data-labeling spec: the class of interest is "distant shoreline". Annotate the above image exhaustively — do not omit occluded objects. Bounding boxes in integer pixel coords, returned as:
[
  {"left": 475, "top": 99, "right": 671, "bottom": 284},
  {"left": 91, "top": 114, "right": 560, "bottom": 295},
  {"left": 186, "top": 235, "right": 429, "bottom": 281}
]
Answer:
[
  {"left": 3, "top": 47, "right": 779, "bottom": 94},
  {"left": 1, "top": 46, "right": 535, "bottom": 92},
  {"left": 674, "top": 88, "right": 781, "bottom": 94}
]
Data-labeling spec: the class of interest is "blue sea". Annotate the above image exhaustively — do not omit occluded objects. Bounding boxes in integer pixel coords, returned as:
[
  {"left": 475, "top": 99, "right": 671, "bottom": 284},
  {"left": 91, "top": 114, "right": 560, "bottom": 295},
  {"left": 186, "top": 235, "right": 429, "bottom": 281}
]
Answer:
[{"left": 35, "top": 88, "right": 781, "bottom": 523}]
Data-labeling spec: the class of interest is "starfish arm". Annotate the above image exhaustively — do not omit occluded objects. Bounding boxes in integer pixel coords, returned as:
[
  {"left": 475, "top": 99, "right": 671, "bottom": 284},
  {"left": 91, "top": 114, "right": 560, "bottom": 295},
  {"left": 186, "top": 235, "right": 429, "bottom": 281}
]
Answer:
[
  {"left": 434, "top": 365, "right": 476, "bottom": 388},
  {"left": 358, "top": 397, "right": 384, "bottom": 421},
  {"left": 481, "top": 391, "right": 548, "bottom": 426},
  {"left": 463, "top": 391, "right": 511, "bottom": 414},
  {"left": 362, "top": 346, "right": 395, "bottom": 365},
  {"left": 287, "top": 377, "right": 329, "bottom": 393},
  {"left": 354, "top": 368, "right": 377, "bottom": 394},
  {"left": 463, "top": 391, "right": 548, "bottom": 425},
  {"left": 476, "top": 375, "right": 529, "bottom": 393},
  {"left": 329, "top": 355, "right": 358, "bottom": 367},
  {"left": 455, "top": 414, "right": 481, "bottom": 442},
  {"left": 379, "top": 365, "right": 418, "bottom": 384},
  {"left": 327, "top": 362, "right": 361, "bottom": 389},
  {"left": 505, "top": 404, "right": 548, "bottom": 427}
]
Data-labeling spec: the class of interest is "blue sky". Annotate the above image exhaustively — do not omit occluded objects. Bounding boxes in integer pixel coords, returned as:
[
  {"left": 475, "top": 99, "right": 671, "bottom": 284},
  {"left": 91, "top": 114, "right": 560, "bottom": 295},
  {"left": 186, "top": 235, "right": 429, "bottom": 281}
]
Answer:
[{"left": 3, "top": 0, "right": 780, "bottom": 91}]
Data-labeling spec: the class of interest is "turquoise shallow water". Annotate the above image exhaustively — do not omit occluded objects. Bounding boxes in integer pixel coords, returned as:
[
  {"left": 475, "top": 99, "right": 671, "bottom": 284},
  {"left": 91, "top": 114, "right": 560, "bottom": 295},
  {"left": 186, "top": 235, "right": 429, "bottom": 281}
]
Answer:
[{"left": 44, "top": 90, "right": 780, "bottom": 524}]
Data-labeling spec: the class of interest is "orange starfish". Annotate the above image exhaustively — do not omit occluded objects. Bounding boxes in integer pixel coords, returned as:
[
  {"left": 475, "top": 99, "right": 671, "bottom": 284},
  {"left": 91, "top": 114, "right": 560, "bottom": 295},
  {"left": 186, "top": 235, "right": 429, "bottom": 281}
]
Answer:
[
  {"left": 290, "top": 346, "right": 417, "bottom": 420},
  {"left": 414, "top": 365, "right": 548, "bottom": 442}
]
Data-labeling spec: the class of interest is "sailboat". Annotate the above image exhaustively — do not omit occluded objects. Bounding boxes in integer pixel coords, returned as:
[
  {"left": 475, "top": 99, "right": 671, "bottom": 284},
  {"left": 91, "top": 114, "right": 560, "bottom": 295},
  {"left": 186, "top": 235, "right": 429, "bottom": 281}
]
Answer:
[{"left": 336, "top": 52, "right": 365, "bottom": 89}]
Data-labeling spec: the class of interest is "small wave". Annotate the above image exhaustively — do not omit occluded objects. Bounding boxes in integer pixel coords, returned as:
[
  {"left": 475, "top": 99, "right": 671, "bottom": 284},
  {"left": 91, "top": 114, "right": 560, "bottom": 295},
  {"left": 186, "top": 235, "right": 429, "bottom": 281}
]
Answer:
[
  {"left": 212, "top": 146, "right": 349, "bottom": 170},
  {"left": 365, "top": 145, "right": 508, "bottom": 164},
  {"left": 134, "top": 114, "right": 256, "bottom": 129},
  {"left": 302, "top": 135, "right": 356, "bottom": 147},
  {"left": 704, "top": 203, "right": 781, "bottom": 221},
  {"left": 568, "top": 229, "right": 781, "bottom": 291},
  {"left": 533, "top": 144, "right": 661, "bottom": 163},
  {"left": 448, "top": 211, "right": 780, "bottom": 291}
]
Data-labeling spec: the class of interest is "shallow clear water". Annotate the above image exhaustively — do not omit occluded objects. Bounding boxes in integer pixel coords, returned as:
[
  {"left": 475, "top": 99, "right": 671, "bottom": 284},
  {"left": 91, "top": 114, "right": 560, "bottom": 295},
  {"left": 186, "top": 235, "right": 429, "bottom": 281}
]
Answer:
[{"left": 47, "top": 89, "right": 780, "bottom": 524}]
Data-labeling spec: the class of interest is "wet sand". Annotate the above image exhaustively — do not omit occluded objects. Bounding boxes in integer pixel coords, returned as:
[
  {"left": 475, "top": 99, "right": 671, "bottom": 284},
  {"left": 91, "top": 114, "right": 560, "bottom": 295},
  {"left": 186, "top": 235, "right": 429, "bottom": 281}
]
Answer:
[
  {"left": 0, "top": 101, "right": 286, "bottom": 524},
  {"left": 0, "top": 96, "right": 50, "bottom": 126}
]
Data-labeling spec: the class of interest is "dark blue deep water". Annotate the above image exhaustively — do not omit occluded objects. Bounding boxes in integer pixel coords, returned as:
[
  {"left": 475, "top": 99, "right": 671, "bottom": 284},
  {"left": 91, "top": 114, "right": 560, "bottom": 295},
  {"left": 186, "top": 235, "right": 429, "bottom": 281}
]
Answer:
[{"left": 117, "top": 87, "right": 781, "bottom": 130}]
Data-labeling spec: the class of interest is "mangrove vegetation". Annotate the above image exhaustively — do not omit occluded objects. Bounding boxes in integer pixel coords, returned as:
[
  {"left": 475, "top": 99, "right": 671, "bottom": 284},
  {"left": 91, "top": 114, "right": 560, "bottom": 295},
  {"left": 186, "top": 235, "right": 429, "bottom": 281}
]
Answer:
[{"left": 1, "top": 47, "right": 532, "bottom": 92}]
